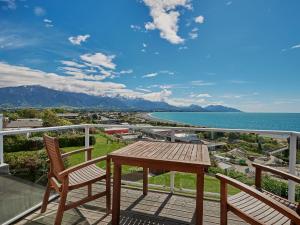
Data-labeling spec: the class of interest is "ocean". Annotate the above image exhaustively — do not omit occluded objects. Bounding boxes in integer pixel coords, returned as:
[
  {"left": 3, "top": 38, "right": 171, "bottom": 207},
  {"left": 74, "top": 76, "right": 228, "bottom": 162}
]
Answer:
[{"left": 150, "top": 112, "right": 300, "bottom": 132}]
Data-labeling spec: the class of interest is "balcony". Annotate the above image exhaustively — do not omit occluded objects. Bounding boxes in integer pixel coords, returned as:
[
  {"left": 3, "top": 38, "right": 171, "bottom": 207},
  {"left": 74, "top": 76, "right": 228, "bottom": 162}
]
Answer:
[{"left": 0, "top": 121, "right": 299, "bottom": 224}]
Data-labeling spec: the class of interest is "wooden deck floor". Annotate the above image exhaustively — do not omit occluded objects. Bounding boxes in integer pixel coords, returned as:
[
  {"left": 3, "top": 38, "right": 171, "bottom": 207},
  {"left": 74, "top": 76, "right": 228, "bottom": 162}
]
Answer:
[{"left": 15, "top": 183, "right": 248, "bottom": 225}]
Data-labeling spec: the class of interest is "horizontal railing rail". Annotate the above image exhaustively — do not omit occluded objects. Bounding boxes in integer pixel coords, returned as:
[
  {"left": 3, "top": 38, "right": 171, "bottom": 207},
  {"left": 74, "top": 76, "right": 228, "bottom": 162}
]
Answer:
[{"left": 1, "top": 123, "right": 299, "bottom": 136}]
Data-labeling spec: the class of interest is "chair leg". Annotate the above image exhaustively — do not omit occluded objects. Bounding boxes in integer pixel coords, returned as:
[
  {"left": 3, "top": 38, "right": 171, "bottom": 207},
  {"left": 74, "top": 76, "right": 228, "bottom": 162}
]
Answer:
[
  {"left": 41, "top": 181, "right": 51, "bottom": 213},
  {"left": 106, "top": 180, "right": 111, "bottom": 213},
  {"left": 220, "top": 180, "right": 228, "bottom": 225},
  {"left": 55, "top": 190, "right": 68, "bottom": 225},
  {"left": 88, "top": 184, "right": 92, "bottom": 197}
]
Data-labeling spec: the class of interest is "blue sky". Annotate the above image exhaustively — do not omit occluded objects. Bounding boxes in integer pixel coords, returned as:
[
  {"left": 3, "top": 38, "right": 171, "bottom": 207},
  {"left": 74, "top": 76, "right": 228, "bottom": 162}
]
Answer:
[{"left": 0, "top": 0, "right": 300, "bottom": 112}]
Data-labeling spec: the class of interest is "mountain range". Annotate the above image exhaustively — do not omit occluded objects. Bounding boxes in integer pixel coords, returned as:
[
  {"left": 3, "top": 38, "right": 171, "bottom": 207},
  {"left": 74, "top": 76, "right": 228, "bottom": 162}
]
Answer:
[{"left": 0, "top": 85, "right": 241, "bottom": 112}]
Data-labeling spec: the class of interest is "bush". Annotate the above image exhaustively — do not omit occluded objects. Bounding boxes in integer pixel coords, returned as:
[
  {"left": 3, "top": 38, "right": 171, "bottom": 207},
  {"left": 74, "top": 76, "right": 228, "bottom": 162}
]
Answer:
[
  {"left": 261, "top": 175, "right": 300, "bottom": 201},
  {"left": 4, "top": 150, "right": 49, "bottom": 183},
  {"left": 58, "top": 135, "right": 96, "bottom": 148},
  {"left": 4, "top": 135, "right": 96, "bottom": 152},
  {"left": 208, "top": 166, "right": 253, "bottom": 185},
  {"left": 4, "top": 136, "right": 44, "bottom": 152}
]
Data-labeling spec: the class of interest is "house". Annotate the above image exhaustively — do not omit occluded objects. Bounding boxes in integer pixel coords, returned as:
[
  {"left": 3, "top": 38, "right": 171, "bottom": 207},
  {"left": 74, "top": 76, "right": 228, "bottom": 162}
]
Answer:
[
  {"left": 104, "top": 127, "right": 129, "bottom": 135},
  {"left": 174, "top": 133, "right": 200, "bottom": 143},
  {"left": 57, "top": 113, "right": 79, "bottom": 119},
  {"left": 6, "top": 118, "right": 43, "bottom": 128},
  {"left": 218, "top": 162, "right": 234, "bottom": 172},
  {"left": 214, "top": 155, "right": 231, "bottom": 163}
]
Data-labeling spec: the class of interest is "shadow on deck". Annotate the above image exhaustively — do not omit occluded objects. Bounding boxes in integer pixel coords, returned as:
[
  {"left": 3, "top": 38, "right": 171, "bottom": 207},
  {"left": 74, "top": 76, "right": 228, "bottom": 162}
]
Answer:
[{"left": 14, "top": 183, "right": 247, "bottom": 225}]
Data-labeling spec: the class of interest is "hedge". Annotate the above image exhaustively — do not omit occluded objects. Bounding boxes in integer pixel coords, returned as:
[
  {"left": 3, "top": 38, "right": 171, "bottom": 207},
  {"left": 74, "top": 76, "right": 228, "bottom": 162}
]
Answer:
[
  {"left": 4, "top": 135, "right": 96, "bottom": 152},
  {"left": 4, "top": 150, "right": 49, "bottom": 183},
  {"left": 4, "top": 149, "right": 69, "bottom": 183}
]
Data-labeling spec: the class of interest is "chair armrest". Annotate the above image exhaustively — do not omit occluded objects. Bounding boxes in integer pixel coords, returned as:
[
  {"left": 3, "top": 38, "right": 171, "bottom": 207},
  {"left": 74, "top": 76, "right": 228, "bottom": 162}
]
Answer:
[
  {"left": 59, "top": 155, "right": 107, "bottom": 177},
  {"left": 252, "top": 163, "right": 300, "bottom": 183},
  {"left": 216, "top": 173, "right": 300, "bottom": 224},
  {"left": 61, "top": 147, "right": 94, "bottom": 159}
]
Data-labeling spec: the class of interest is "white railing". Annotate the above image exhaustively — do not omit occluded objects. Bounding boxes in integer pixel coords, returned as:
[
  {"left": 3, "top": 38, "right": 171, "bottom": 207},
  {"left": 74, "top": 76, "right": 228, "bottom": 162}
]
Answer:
[{"left": 0, "top": 118, "right": 299, "bottom": 201}]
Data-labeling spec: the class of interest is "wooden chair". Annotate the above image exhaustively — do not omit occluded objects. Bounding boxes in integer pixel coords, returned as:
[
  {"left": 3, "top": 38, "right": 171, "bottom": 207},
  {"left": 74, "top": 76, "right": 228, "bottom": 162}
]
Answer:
[
  {"left": 216, "top": 163, "right": 300, "bottom": 225},
  {"left": 41, "top": 135, "right": 111, "bottom": 225}
]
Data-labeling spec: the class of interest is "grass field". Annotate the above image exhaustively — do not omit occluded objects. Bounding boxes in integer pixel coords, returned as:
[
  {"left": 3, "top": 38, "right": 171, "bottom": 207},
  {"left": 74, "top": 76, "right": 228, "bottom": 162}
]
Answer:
[{"left": 62, "top": 133, "right": 240, "bottom": 195}]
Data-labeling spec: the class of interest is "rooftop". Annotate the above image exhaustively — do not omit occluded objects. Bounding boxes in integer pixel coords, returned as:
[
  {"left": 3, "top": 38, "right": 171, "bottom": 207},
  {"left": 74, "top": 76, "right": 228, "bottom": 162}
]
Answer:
[{"left": 5, "top": 118, "right": 43, "bottom": 128}]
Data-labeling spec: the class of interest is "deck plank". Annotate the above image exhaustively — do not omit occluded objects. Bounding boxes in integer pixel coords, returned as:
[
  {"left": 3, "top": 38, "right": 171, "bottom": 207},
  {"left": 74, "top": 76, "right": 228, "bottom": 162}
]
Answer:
[{"left": 15, "top": 183, "right": 248, "bottom": 225}]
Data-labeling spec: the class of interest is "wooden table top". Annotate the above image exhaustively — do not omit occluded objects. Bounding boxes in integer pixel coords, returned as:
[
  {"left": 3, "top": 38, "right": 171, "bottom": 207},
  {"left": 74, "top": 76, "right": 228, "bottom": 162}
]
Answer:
[{"left": 109, "top": 141, "right": 211, "bottom": 167}]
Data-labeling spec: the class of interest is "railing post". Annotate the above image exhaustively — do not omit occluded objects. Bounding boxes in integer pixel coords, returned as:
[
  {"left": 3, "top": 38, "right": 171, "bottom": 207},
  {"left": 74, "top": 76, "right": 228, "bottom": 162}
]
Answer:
[
  {"left": 288, "top": 133, "right": 297, "bottom": 202},
  {"left": 170, "top": 130, "right": 175, "bottom": 193},
  {"left": 0, "top": 114, "right": 3, "bottom": 164},
  {"left": 85, "top": 125, "right": 90, "bottom": 161}
]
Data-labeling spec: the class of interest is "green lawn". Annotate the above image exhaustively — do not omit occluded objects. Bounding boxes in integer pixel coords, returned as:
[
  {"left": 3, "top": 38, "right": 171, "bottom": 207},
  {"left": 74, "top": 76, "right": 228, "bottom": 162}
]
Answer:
[{"left": 62, "top": 133, "right": 240, "bottom": 195}]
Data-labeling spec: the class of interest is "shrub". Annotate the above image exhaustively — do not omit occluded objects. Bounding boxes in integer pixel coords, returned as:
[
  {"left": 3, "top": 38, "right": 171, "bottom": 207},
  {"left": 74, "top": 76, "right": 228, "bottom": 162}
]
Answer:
[
  {"left": 4, "top": 136, "right": 44, "bottom": 152},
  {"left": 208, "top": 166, "right": 253, "bottom": 185},
  {"left": 4, "top": 135, "right": 96, "bottom": 152},
  {"left": 58, "top": 135, "right": 96, "bottom": 148},
  {"left": 4, "top": 150, "right": 49, "bottom": 183}
]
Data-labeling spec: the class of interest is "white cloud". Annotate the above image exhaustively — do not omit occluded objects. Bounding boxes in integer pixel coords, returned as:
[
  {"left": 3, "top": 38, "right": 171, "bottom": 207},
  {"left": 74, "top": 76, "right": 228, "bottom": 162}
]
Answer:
[
  {"left": 143, "top": 43, "right": 147, "bottom": 48},
  {"left": 142, "top": 72, "right": 158, "bottom": 78},
  {"left": 159, "top": 70, "right": 174, "bottom": 75},
  {"left": 291, "top": 44, "right": 300, "bottom": 49},
  {"left": 43, "top": 19, "right": 52, "bottom": 23},
  {"left": 60, "top": 60, "right": 86, "bottom": 68},
  {"left": 34, "top": 6, "right": 45, "bottom": 16},
  {"left": 1, "top": 0, "right": 16, "bottom": 10},
  {"left": 165, "top": 97, "right": 206, "bottom": 107},
  {"left": 80, "top": 52, "right": 116, "bottom": 70},
  {"left": 136, "top": 88, "right": 152, "bottom": 93},
  {"left": 189, "top": 32, "right": 198, "bottom": 39},
  {"left": 68, "top": 34, "right": 90, "bottom": 45},
  {"left": 191, "top": 80, "right": 215, "bottom": 86},
  {"left": 142, "top": 70, "right": 174, "bottom": 78},
  {"left": 143, "top": 0, "right": 191, "bottom": 44},
  {"left": 190, "top": 93, "right": 211, "bottom": 98},
  {"left": 119, "top": 69, "right": 133, "bottom": 74},
  {"left": 143, "top": 89, "right": 172, "bottom": 101},
  {"left": 60, "top": 66, "right": 83, "bottom": 73},
  {"left": 194, "top": 15, "right": 204, "bottom": 24},
  {"left": 226, "top": 1, "right": 233, "bottom": 6},
  {"left": 178, "top": 46, "right": 188, "bottom": 50},
  {"left": 0, "top": 62, "right": 127, "bottom": 96},
  {"left": 130, "top": 24, "right": 141, "bottom": 31},
  {"left": 43, "top": 18, "right": 53, "bottom": 28}
]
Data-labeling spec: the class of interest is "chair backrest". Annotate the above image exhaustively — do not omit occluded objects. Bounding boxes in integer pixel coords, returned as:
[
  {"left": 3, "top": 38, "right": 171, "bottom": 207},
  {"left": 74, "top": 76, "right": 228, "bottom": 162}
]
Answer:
[{"left": 43, "top": 135, "right": 65, "bottom": 178}]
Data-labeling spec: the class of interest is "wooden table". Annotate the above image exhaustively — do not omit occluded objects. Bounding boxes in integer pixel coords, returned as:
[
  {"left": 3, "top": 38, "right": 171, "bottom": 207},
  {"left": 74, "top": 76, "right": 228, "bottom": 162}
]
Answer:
[{"left": 109, "top": 141, "right": 211, "bottom": 225}]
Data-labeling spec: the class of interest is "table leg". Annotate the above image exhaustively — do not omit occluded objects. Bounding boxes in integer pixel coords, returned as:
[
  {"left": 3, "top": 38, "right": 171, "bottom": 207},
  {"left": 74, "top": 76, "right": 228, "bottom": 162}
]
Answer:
[
  {"left": 112, "top": 163, "right": 121, "bottom": 225},
  {"left": 196, "top": 168, "right": 204, "bottom": 225},
  {"left": 143, "top": 167, "right": 148, "bottom": 195}
]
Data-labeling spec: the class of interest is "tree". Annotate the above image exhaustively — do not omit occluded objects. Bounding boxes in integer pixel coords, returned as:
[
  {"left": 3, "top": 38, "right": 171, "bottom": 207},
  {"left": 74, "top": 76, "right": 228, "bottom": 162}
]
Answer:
[{"left": 42, "top": 109, "right": 72, "bottom": 127}]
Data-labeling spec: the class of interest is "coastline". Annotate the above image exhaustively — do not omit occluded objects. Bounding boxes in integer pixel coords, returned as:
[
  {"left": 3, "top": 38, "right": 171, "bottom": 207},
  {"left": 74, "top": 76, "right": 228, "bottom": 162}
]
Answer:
[{"left": 138, "top": 112, "right": 196, "bottom": 127}]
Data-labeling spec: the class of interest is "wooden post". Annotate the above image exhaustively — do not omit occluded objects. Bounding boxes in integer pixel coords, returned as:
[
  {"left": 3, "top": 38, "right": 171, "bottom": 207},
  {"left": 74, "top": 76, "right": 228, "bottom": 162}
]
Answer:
[
  {"left": 112, "top": 163, "right": 121, "bottom": 225},
  {"left": 143, "top": 167, "right": 148, "bottom": 195},
  {"left": 196, "top": 168, "right": 204, "bottom": 225},
  {"left": 220, "top": 178, "right": 228, "bottom": 225},
  {"left": 255, "top": 167, "right": 262, "bottom": 190},
  {"left": 288, "top": 133, "right": 297, "bottom": 202}
]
